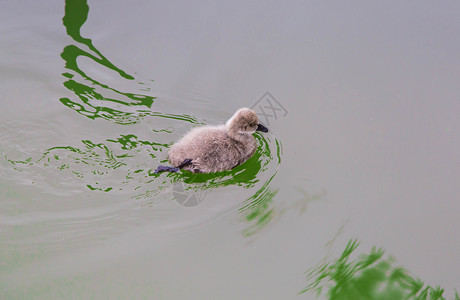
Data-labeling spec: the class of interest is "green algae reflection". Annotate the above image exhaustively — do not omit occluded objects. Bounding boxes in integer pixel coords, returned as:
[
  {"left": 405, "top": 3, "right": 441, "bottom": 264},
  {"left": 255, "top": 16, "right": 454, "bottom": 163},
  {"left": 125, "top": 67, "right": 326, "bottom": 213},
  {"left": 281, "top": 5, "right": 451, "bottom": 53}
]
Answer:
[
  {"left": 300, "top": 239, "right": 459, "bottom": 300},
  {"left": 60, "top": 0, "right": 198, "bottom": 125},
  {"left": 4, "top": 133, "right": 169, "bottom": 194}
]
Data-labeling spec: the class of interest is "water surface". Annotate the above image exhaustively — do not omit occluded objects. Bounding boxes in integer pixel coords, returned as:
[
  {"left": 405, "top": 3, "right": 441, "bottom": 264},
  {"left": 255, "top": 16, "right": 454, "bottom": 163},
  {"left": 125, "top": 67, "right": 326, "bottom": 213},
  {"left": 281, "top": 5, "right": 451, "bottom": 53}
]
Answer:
[{"left": 1, "top": 1, "right": 459, "bottom": 299}]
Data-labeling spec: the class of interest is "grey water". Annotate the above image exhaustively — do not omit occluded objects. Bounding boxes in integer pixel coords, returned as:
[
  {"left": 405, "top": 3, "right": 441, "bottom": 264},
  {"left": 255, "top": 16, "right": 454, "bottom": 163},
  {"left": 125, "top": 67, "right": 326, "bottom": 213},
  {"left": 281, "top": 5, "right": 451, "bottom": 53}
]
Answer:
[{"left": 1, "top": 1, "right": 459, "bottom": 299}]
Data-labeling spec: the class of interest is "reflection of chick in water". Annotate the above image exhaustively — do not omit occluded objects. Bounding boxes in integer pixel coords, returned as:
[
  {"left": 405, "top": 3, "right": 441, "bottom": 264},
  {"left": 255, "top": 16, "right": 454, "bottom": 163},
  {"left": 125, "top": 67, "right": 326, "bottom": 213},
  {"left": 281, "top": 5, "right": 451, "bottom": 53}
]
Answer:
[{"left": 155, "top": 108, "right": 268, "bottom": 174}]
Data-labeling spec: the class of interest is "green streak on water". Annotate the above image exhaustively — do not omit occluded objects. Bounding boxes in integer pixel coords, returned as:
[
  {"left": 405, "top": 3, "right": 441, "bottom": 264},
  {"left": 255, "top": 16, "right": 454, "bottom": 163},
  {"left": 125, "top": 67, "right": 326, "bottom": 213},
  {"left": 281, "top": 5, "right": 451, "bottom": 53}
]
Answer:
[
  {"left": 106, "top": 134, "right": 170, "bottom": 151},
  {"left": 87, "top": 184, "right": 113, "bottom": 192},
  {"left": 300, "top": 239, "right": 459, "bottom": 300},
  {"left": 239, "top": 172, "right": 279, "bottom": 237},
  {"left": 60, "top": 0, "right": 199, "bottom": 126},
  {"left": 62, "top": 0, "right": 133, "bottom": 80}
]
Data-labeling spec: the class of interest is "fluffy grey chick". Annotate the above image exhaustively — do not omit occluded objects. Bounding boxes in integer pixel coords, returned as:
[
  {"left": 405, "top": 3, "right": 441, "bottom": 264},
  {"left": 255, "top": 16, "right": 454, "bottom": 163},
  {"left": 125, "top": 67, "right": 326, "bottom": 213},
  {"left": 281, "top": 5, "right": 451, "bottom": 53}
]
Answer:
[{"left": 155, "top": 108, "right": 268, "bottom": 173}]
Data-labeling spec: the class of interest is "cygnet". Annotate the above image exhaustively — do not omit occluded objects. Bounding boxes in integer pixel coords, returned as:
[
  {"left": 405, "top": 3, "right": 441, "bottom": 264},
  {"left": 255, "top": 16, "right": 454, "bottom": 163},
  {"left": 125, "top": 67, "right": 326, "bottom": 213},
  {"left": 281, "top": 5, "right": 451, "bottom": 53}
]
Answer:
[{"left": 155, "top": 108, "right": 268, "bottom": 173}]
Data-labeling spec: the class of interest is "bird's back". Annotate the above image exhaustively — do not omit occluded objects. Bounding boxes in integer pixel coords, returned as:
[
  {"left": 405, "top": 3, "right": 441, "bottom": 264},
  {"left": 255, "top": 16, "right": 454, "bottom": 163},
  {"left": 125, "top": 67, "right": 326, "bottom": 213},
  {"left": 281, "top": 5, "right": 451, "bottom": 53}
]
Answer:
[{"left": 168, "top": 125, "right": 256, "bottom": 173}]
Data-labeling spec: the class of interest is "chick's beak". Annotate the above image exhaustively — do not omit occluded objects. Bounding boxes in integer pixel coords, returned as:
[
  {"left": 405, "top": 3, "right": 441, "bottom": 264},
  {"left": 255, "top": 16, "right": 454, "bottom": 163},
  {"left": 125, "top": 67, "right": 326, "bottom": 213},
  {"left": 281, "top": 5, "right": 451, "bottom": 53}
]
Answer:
[{"left": 256, "top": 124, "right": 269, "bottom": 132}]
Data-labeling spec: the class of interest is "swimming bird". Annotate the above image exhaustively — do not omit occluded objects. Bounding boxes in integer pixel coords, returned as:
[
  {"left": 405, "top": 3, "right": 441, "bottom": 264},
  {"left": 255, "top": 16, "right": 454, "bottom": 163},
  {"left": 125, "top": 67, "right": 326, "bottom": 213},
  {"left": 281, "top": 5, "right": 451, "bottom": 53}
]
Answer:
[{"left": 155, "top": 108, "right": 268, "bottom": 173}]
